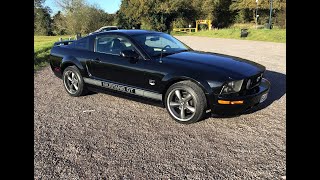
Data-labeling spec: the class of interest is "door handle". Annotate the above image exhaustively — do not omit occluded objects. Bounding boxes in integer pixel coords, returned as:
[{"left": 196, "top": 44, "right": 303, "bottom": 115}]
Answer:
[{"left": 92, "top": 58, "right": 101, "bottom": 63}]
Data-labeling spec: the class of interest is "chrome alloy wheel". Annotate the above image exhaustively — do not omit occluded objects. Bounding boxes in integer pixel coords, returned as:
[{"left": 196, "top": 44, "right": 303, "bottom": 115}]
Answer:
[
  {"left": 63, "top": 70, "right": 80, "bottom": 94},
  {"left": 167, "top": 88, "right": 196, "bottom": 121}
]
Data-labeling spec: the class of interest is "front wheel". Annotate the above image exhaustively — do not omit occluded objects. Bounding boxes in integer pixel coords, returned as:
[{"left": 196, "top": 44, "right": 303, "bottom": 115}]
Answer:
[{"left": 165, "top": 80, "right": 207, "bottom": 124}]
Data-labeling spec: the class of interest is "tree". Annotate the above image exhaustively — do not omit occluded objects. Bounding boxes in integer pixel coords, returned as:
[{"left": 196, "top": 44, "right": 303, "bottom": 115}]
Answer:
[
  {"left": 117, "top": 0, "right": 198, "bottom": 31},
  {"left": 85, "top": 6, "right": 116, "bottom": 33},
  {"left": 231, "top": 0, "right": 286, "bottom": 11},
  {"left": 230, "top": 0, "right": 286, "bottom": 24},
  {"left": 52, "top": 11, "right": 67, "bottom": 35},
  {"left": 34, "top": 0, "right": 45, "bottom": 8},
  {"left": 34, "top": 0, "right": 52, "bottom": 35},
  {"left": 200, "top": 0, "right": 234, "bottom": 28},
  {"left": 41, "top": 0, "right": 286, "bottom": 35},
  {"left": 116, "top": 0, "right": 236, "bottom": 31},
  {"left": 55, "top": 0, "right": 115, "bottom": 35}
]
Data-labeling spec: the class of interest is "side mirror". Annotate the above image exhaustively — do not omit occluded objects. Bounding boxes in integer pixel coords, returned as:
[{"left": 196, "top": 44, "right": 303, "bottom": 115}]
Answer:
[{"left": 120, "top": 50, "right": 139, "bottom": 59}]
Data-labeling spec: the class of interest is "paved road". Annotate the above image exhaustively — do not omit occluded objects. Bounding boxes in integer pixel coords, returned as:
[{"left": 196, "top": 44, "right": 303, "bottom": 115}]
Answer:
[{"left": 34, "top": 37, "right": 286, "bottom": 179}]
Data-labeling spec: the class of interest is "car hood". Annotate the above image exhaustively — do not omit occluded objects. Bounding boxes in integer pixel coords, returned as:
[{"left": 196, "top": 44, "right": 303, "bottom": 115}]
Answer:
[{"left": 161, "top": 51, "right": 265, "bottom": 80}]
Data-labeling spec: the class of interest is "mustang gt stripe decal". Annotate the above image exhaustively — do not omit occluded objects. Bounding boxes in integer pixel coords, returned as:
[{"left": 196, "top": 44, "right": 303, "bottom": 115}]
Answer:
[
  {"left": 101, "top": 82, "right": 135, "bottom": 94},
  {"left": 83, "top": 78, "right": 162, "bottom": 101}
]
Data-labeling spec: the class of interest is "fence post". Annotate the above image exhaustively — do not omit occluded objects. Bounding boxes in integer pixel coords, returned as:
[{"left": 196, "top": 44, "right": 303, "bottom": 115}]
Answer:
[{"left": 75, "top": 33, "right": 81, "bottom": 40}]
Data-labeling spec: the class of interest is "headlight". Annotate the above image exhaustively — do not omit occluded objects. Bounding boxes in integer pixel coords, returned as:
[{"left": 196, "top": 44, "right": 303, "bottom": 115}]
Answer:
[{"left": 220, "top": 80, "right": 244, "bottom": 94}]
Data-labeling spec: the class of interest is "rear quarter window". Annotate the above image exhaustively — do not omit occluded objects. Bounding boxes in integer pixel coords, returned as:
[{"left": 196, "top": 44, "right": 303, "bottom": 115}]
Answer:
[{"left": 74, "top": 37, "right": 89, "bottom": 50}]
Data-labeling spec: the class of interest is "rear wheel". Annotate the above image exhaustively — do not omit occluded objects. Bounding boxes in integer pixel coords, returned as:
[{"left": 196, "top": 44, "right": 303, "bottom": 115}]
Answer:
[
  {"left": 165, "top": 80, "right": 207, "bottom": 124},
  {"left": 63, "top": 66, "right": 88, "bottom": 97}
]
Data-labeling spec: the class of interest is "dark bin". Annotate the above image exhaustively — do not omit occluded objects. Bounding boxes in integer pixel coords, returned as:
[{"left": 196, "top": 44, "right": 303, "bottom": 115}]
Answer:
[{"left": 240, "top": 29, "right": 248, "bottom": 38}]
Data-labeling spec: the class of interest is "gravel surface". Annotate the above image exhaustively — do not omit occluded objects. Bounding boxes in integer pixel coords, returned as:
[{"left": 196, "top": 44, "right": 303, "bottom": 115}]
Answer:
[{"left": 34, "top": 37, "right": 286, "bottom": 179}]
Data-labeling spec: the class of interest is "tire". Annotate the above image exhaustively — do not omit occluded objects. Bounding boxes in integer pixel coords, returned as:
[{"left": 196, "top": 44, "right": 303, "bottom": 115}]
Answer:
[
  {"left": 62, "top": 65, "right": 88, "bottom": 97},
  {"left": 165, "top": 80, "right": 207, "bottom": 124}
]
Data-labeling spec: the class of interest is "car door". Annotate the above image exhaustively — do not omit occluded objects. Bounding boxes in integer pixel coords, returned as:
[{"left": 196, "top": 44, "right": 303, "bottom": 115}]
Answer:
[
  {"left": 87, "top": 34, "right": 147, "bottom": 89},
  {"left": 131, "top": 34, "right": 183, "bottom": 94}
]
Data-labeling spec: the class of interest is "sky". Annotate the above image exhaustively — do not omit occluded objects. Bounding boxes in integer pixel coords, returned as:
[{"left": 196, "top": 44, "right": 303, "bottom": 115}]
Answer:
[{"left": 44, "top": 0, "right": 122, "bottom": 15}]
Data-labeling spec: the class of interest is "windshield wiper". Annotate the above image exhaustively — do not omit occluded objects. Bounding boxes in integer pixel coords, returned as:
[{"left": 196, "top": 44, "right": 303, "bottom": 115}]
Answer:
[
  {"left": 177, "top": 49, "right": 190, "bottom": 53},
  {"left": 152, "top": 52, "right": 173, "bottom": 58}
]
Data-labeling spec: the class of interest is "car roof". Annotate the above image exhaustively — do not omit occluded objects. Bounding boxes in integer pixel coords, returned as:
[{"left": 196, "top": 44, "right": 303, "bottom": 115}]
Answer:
[{"left": 93, "top": 29, "right": 162, "bottom": 36}]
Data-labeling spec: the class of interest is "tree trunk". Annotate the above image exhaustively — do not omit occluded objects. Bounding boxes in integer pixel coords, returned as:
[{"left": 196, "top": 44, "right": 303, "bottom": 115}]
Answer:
[{"left": 253, "top": 9, "right": 256, "bottom": 23}]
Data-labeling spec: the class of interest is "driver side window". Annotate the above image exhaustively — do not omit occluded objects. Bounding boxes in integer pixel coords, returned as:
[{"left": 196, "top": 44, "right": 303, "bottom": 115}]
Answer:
[{"left": 95, "top": 35, "right": 135, "bottom": 56}]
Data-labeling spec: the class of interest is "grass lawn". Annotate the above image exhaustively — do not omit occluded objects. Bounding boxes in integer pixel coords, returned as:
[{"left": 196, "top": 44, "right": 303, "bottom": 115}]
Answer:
[
  {"left": 34, "top": 35, "right": 73, "bottom": 71},
  {"left": 172, "top": 28, "right": 286, "bottom": 43}
]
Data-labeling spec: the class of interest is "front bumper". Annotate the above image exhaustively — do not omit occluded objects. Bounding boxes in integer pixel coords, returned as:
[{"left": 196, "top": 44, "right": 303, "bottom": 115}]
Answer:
[{"left": 211, "top": 78, "right": 270, "bottom": 115}]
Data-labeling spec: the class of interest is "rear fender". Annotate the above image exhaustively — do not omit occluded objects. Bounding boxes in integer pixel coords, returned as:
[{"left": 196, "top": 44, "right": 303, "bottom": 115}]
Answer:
[{"left": 61, "top": 56, "right": 87, "bottom": 77}]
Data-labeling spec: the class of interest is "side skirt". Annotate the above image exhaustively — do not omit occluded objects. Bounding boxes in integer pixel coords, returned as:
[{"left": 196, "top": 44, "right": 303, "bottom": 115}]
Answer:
[{"left": 83, "top": 77, "right": 162, "bottom": 101}]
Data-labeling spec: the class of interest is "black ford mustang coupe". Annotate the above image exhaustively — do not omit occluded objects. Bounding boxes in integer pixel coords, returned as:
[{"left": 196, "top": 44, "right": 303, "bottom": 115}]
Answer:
[{"left": 50, "top": 30, "right": 270, "bottom": 123}]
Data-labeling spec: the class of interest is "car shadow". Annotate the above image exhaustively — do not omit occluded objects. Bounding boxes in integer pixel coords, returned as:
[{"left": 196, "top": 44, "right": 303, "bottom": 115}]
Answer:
[
  {"left": 204, "top": 70, "right": 286, "bottom": 120},
  {"left": 245, "top": 70, "right": 286, "bottom": 114}
]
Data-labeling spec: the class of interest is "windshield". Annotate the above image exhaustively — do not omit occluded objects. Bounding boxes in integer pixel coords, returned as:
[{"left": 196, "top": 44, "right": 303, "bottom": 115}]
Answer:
[{"left": 132, "top": 33, "right": 191, "bottom": 57}]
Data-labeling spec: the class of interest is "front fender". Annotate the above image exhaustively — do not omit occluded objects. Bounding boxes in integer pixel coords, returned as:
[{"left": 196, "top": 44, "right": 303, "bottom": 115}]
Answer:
[
  {"left": 161, "top": 73, "right": 218, "bottom": 110},
  {"left": 162, "top": 73, "right": 213, "bottom": 95}
]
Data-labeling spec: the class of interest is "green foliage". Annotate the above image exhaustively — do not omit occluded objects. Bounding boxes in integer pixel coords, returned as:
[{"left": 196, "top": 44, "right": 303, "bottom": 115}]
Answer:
[
  {"left": 34, "top": 0, "right": 53, "bottom": 35},
  {"left": 273, "top": 9, "right": 286, "bottom": 28},
  {"left": 172, "top": 27, "right": 286, "bottom": 43},
  {"left": 230, "top": 0, "right": 286, "bottom": 11},
  {"left": 35, "top": 0, "right": 286, "bottom": 43},
  {"left": 115, "top": 11, "right": 132, "bottom": 29},
  {"left": 116, "top": 0, "right": 272, "bottom": 30},
  {"left": 52, "top": 11, "right": 67, "bottom": 35},
  {"left": 213, "top": 0, "right": 235, "bottom": 28},
  {"left": 172, "top": 18, "right": 190, "bottom": 28},
  {"left": 234, "top": 9, "right": 253, "bottom": 23},
  {"left": 34, "top": 35, "right": 71, "bottom": 70},
  {"left": 140, "top": 20, "right": 153, "bottom": 30},
  {"left": 117, "top": 0, "right": 199, "bottom": 31},
  {"left": 230, "top": 0, "right": 286, "bottom": 26},
  {"left": 53, "top": 0, "right": 115, "bottom": 35}
]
